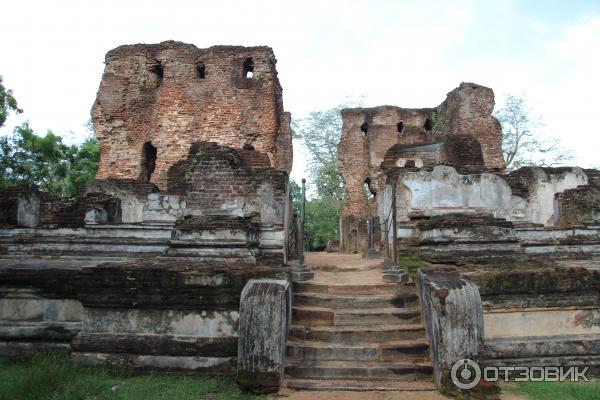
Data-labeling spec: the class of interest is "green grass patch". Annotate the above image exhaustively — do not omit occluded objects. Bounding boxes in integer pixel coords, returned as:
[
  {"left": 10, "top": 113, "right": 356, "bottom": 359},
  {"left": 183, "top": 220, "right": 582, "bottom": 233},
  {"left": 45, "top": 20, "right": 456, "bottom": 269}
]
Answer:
[
  {"left": 503, "top": 379, "right": 600, "bottom": 400},
  {"left": 0, "top": 352, "right": 265, "bottom": 400}
]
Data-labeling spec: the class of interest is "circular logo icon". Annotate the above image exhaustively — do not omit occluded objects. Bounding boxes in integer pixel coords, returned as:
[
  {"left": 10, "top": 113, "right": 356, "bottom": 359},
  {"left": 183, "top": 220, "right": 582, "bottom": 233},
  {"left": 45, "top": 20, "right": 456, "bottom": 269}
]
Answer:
[{"left": 451, "top": 359, "right": 481, "bottom": 390}]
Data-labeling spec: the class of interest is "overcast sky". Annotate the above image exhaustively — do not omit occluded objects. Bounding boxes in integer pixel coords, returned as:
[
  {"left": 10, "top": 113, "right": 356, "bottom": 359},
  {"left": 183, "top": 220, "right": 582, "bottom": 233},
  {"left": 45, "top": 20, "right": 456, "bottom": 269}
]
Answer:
[{"left": 1, "top": 0, "right": 599, "bottom": 183}]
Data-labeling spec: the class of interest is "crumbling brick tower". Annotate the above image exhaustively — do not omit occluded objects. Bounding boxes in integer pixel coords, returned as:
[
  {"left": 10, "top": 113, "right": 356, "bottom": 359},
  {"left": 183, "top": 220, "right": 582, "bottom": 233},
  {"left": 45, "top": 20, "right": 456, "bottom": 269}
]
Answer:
[
  {"left": 93, "top": 41, "right": 292, "bottom": 189},
  {"left": 337, "top": 82, "right": 504, "bottom": 253}
]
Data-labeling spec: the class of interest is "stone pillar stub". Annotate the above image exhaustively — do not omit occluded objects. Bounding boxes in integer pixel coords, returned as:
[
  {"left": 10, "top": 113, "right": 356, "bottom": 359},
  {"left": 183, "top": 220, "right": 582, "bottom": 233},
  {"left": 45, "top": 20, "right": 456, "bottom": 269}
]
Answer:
[{"left": 237, "top": 278, "right": 290, "bottom": 393}]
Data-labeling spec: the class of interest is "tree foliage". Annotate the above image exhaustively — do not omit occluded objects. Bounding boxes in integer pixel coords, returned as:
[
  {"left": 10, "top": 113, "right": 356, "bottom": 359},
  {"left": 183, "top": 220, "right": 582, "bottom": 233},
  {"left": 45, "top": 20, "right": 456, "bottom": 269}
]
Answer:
[
  {"left": 0, "top": 77, "right": 99, "bottom": 196},
  {"left": 0, "top": 124, "right": 100, "bottom": 196},
  {"left": 0, "top": 76, "right": 22, "bottom": 128},
  {"left": 495, "top": 94, "right": 573, "bottom": 170},
  {"left": 293, "top": 103, "right": 360, "bottom": 250},
  {"left": 293, "top": 105, "right": 346, "bottom": 206}
]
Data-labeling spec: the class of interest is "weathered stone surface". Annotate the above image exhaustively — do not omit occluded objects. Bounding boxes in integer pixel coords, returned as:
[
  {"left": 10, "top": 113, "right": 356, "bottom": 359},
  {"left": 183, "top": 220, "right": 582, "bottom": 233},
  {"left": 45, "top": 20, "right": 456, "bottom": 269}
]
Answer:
[
  {"left": 557, "top": 185, "right": 600, "bottom": 226},
  {"left": 72, "top": 333, "right": 238, "bottom": 357},
  {"left": 0, "top": 259, "right": 289, "bottom": 310},
  {"left": 418, "top": 267, "right": 484, "bottom": 393},
  {"left": 73, "top": 352, "right": 235, "bottom": 375},
  {"left": 237, "top": 278, "right": 290, "bottom": 393},
  {"left": 92, "top": 41, "right": 292, "bottom": 190}
]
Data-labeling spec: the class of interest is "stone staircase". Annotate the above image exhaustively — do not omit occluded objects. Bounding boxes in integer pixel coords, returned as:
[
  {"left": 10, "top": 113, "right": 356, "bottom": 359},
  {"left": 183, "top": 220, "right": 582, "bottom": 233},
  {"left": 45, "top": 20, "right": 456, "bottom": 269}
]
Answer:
[{"left": 284, "top": 276, "right": 435, "bottom": 391}]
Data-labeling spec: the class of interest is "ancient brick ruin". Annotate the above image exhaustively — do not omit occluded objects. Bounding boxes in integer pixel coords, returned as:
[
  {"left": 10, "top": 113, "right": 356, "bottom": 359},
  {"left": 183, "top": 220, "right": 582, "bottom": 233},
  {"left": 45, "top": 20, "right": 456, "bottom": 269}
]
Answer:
[
  {"left": 338, "top": 82, "right": 504, "bottom": 253},
  {"left": 337, "top": 81, "right": 600, "bottom": 394},
  {"left": 93, "top": 41, "right": 292, "bottom": 190},
  {"left": 0, "top": 42, "right": 297, "bottom": 384},
  {"left": 0, "top": 44, "right": 599, "bottom": 397}
]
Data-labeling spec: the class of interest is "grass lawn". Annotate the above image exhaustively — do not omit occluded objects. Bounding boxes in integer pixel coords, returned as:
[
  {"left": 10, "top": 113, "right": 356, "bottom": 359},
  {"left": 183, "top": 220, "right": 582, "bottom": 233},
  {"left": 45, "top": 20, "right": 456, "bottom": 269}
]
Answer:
[
  {"left": 503, "top": 379, "right": 600, "bottom": 400},
  {"left": 0, "top": 352, "right": 266, "bottom": 400}
]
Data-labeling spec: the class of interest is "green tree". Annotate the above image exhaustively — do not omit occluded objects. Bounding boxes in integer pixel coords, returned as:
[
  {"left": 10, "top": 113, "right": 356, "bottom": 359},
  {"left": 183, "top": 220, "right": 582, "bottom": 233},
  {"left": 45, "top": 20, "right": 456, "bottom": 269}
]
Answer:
[
  {"left": 0, "top": 76, "right": 22, "bottom": 128},
  {"left": 495, "top": 94, "right": 573, "bottom": 170},
  {"left": 293, "top": 102, "right": 361, "bottom": 250},
  {"left": 289, "top": 179, "right": 302, "bottom": 211},
  {"left": 293, "top": 105, "right": 346, "bottom": 206},
  {"left": 0, "top": 123, "right": 99, "bottom": 196},
  {"left": 0, "top": 77, "right": 99, "bottom": 196}
]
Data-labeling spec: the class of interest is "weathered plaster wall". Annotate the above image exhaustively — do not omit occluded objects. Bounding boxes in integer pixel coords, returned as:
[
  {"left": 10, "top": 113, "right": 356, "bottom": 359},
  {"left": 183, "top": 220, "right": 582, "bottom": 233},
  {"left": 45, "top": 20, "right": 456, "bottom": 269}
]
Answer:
[
  {"left": 383, "top": 166, "right": 592, "bottom": 227},
  {"left": 484, "top": 308, "right": 600, "bottom": 338},
  {"left": 92, "top": 41, "right": 292, "bottom": 190}
]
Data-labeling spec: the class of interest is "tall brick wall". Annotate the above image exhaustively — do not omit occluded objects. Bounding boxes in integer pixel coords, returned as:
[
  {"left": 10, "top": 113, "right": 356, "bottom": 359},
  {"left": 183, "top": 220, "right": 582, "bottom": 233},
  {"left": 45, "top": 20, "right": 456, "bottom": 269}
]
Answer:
[
  {"left": 434, "top": 82, "right": 504, "bottom": 170},
  {"left": 337, "top": 82, "right": 505, "bottom": 253},
  {"left": 92, "top": 41, "right": 292, "bottom": 190},
  {"left": 338, "top": 107, "right": 434, "bottom": 219}
]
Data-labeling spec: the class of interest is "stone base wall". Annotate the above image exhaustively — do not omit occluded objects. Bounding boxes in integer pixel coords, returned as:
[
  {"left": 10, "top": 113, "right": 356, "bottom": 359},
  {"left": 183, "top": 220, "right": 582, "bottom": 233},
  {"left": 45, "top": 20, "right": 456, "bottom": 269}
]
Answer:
[
  {"left": 0, "top": 259, "right": 289, "bottom": 375},
  {"left": 463, "top": 264, "right": 600, "bottom": 372}
]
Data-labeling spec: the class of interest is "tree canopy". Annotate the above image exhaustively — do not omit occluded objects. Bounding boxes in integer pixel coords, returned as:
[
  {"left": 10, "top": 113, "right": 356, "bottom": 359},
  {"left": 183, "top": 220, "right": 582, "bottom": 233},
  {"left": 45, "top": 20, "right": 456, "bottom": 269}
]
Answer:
[
  {"left": 495, "top": 94, "right": 573, "bottom": 170},
  {"left": 292, "top": 103, "right": 359, "bottom": 250},
  {"left": 0, "top": 76, "right": 23, "bottom": 128},
  {"left": 0, "top": 76, "right": 99, "bottom": 196}
]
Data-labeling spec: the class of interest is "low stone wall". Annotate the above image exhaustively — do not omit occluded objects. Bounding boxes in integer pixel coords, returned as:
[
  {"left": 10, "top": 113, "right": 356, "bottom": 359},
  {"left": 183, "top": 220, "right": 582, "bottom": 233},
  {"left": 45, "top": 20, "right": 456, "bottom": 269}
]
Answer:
[
  {"left": 462, "top": 262, "right": 600, "bottom": 372},
  {"left": 0, "top": 259, "right": 289, "bottom": 376},
  {"left": 419, "top": 262, "right": 600, "bottom": 395}
]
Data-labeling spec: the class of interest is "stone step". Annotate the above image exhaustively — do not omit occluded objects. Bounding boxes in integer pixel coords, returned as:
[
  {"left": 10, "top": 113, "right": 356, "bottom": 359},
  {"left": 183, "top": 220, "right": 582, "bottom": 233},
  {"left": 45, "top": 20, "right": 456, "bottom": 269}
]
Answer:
[
  {"left": 293, "top": 292, "right": 418, "bottom": 309},
  {"left": 1, "top": 241, "right": 167, "bottom": 256},
  {"left": 285, "top": 378, "right": 437, "bottom": 392},
  {"left": 380, "top": 339, "right": 431, "bottom": 362},
  {"left": 335, "top": 307, "right": 422, "bottom": 326},
  {"left": 292, "top": 307, "right": 334, "bottom": 326},
  {"left": 285, "top": 360, "right": 433, "bottom": 380},
  {"left": 289, "top": 323, "right": 426, "bottom": 343},
  {"left": 293, "top": 281, "right": 404, "bottom": 295},
  {"left": 159, "top": 255, "right": 257, "bottom": 263},
  {"left": 164, "top": 247, "right": 257, "bottom": 258},
  {"left": 0, "top": 236, "right": 169, "bottom": 245},
  {"left": 286, "top": 339, "right": 430, "bottom": 362},
  {"left": 292, "top": 306, "right": 421, "bottom": 326},
  {"left": 310, "top": 264, "right": 379, "bottom": 273},
  {"left": 168, "top": 239, "right": 259, "bottom": 248}
]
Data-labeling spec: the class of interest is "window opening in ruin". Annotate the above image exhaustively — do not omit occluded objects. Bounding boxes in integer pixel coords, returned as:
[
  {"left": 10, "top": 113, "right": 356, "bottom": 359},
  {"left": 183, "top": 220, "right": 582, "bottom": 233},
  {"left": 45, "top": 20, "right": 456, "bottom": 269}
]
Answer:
[
  {"left": 196, "top": 63, "right": 206, "bottom": 79},
  {"left": 140, "top": 142, "right": 157, "bottom": 182},
  {"left": 364, "top": 178, "right": 376, "bottom": 204},
  {"left": 243, "top": 58, "right": 254, "bottom": 78},
  {"left": 424, "top": 118, "right": 433, "bottom": 131},
  {"left": 397, "top": 122, "right": 404, "bottom": 134},
  {"left": 243, "top": 143, "right": 255, "bottom": 150},
  {"left": 150, "top": 62, "right": 164, "bottom": 84},
  {"left": 360, "top": 122, "right": 369, "bottom": 135}
]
